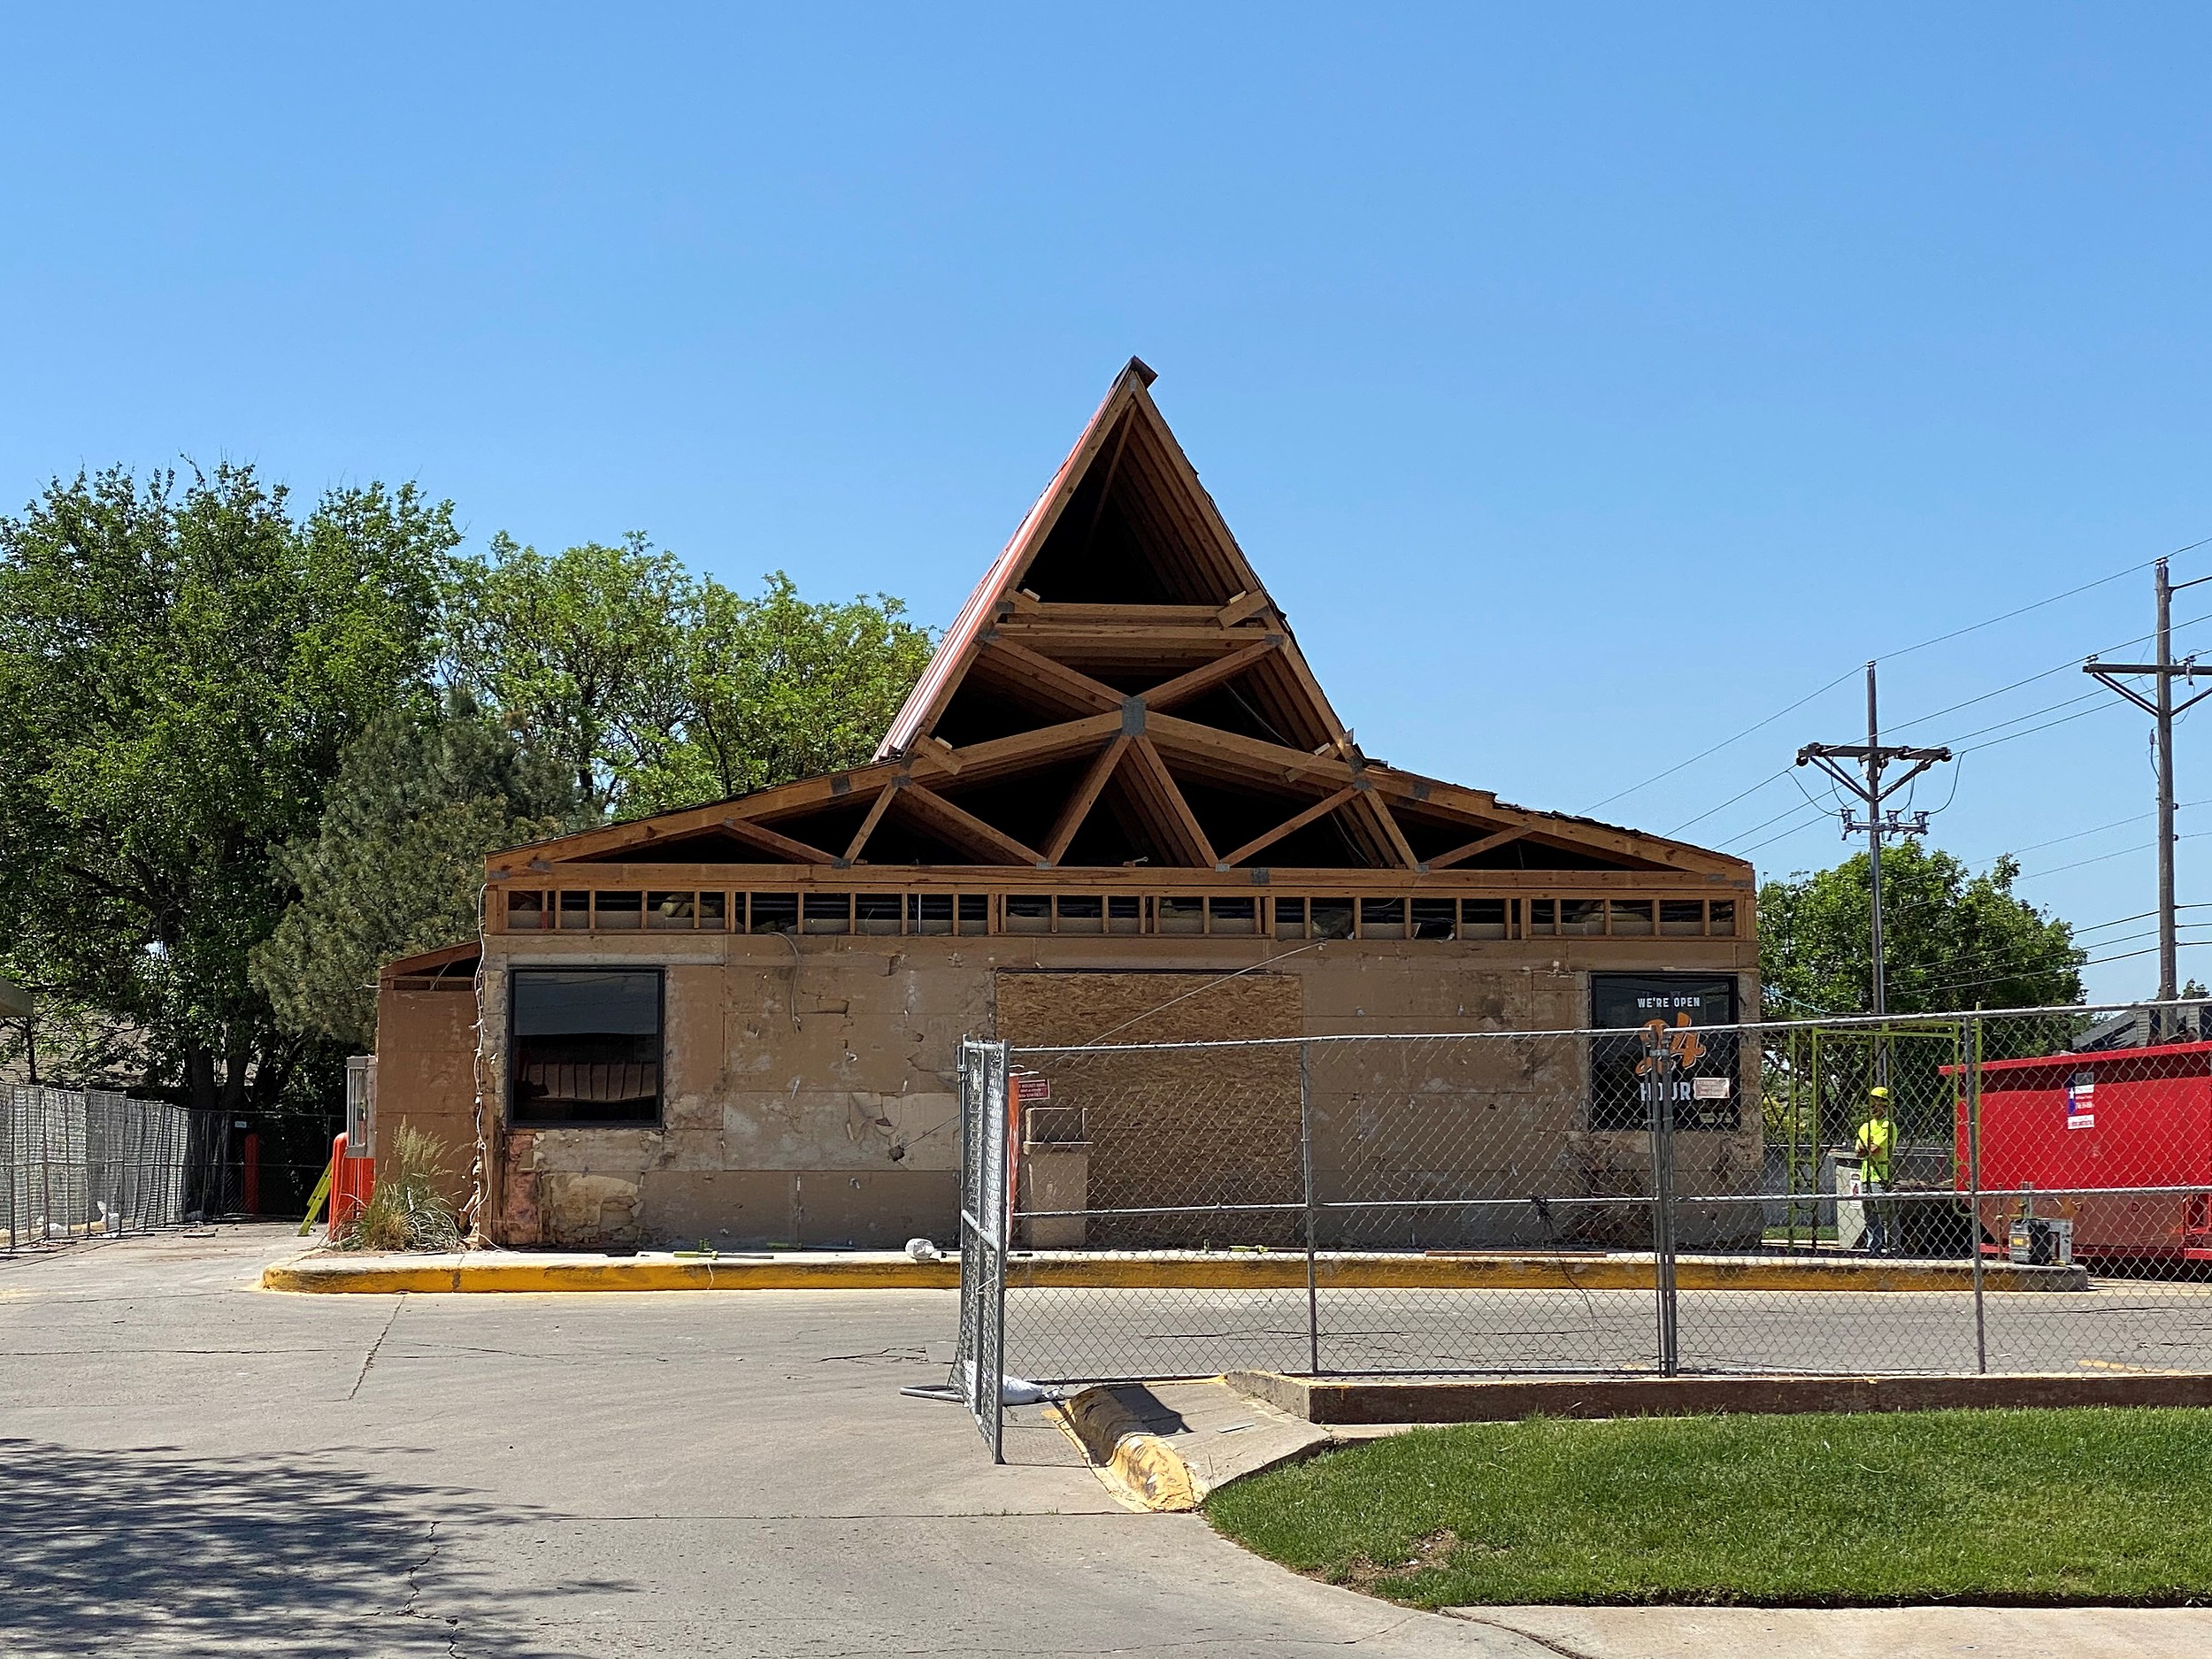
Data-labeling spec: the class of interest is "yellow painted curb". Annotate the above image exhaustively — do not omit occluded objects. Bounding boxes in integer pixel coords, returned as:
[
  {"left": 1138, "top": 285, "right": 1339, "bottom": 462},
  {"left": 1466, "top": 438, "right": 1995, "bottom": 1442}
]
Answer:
[
  {"left": 1052, "top": 1386, "right": 1204, "bottom": 1512},
  {"left": 261, "top": 1252, "right": 2080, "bottom": 1295},
  {"left": 262, "top": 1257, "right": 961, "bottom": 1294}
]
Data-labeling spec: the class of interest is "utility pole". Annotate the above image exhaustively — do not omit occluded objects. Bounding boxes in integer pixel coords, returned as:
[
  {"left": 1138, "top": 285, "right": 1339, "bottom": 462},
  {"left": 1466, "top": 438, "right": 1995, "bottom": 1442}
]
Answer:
[
  {"left": 2083, "top": 557, "right": 2212, "bottom": 1033},
  {"left": 1798, "top": 662, "right": 1954, "bottom": 1025}
]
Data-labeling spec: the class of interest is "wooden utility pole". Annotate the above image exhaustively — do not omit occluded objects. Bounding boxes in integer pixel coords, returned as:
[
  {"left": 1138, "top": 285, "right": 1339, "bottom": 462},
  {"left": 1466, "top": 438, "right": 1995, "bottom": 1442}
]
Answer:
[
  {"left": 1798, "top": 662, "right": 1953, "bottom": 1025},
  {"left": 2084, "top": 557, "right": 2212, "bottom": 1030}
]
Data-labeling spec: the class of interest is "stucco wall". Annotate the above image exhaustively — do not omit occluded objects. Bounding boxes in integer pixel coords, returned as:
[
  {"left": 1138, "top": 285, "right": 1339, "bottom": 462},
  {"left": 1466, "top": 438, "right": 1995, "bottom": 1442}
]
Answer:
[
  {"left": 371, "top": 981, "right": 479, "bottom": 1213},
  {"left": 428, "top": 926, "right": 1757, "bottom": 1249}
]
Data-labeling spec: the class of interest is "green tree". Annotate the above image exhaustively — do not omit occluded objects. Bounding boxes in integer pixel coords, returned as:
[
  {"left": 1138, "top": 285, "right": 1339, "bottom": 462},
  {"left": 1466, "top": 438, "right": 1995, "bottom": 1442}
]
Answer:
[
  {"left": 437, "top": 531, "right": 695, "bottom": 818},
  {"left": 1759, "top": 842, "right": 2085, "bottom": 1018},
  {"left": 0, "top": 465, "right": 451, "bottom": 1110},
  {"left": 250, "top": 692, "right": 583, "bottom": 1048},
  {"left": 624, "top": 572, "right": 935, "bottom": 812},
  {"left": 440, "top": 538, "right": 933, "bottom": 818}
]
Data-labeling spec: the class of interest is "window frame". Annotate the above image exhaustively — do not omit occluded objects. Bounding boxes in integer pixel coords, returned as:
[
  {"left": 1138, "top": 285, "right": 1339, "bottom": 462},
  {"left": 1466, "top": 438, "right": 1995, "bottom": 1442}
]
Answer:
[{"left": 506, "top": 965, "right": 667, "bottom": 1130}]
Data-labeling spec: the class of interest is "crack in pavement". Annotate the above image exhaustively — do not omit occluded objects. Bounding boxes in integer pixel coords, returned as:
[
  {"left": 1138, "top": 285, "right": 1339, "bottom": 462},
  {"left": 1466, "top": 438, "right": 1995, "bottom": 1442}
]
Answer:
[
  {"left": 1442, "top": 1613, "right": 1601, "bottom": 1659},
  {"left": 350, "top": 1293, "right": 408, "bottom": 1402}
]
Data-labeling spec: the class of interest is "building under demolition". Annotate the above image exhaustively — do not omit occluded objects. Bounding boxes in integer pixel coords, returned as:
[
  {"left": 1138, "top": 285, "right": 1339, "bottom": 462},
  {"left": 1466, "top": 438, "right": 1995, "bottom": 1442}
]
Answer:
[{"left": 373, "top": 359, "right": 1757, "bottom": 1248}]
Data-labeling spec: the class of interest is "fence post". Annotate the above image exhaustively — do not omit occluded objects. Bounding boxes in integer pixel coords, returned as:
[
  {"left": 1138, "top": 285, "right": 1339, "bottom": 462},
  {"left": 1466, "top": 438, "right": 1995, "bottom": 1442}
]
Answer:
[
  {"left": 1968, "top": 1013, "right": 1986, "bottom": 1373},
  {"left": 1641, "top": 1027, "right": 1680, "bottom": 1377},
  {"left": 1300, "top": 1041, "right": 1319, "bottom": 1376}
]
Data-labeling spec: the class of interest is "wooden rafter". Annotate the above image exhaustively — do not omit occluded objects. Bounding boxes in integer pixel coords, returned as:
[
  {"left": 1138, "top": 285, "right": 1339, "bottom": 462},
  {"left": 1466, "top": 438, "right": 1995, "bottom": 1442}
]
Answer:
[
  {"left": 840, "top": 778, "right": 904, "bottom": 865},
  {"left": 1425, "top": 825, "right": 1532, "bottom": 872},
  {"left": 976, "top": 636, "right": 1121, "bottom": 715},
  {"left": 899, "top": 783, "right": 1045, "bottom": 867},
  {"left": 1042, "top": 736, "right": 1130, "bottom": 865},
  {"left": 1361, "top": 792, "right": 1423, "bottom": 872},
  {"left": 1143, "top": 637, "right": 1280, "bottom": 713},
  {"left": 1145, "top": 710, "right": 1354, "bottom": 788},
  {"left": 1218, "top": 783, "right": 1361, "bottom": 868},
  {"left": 714, "top": 815, "right": 839, "bottom": 865},
  {"left": 926, "top": 711, "right": 1126, "bottom": 787},
  {"left": 1125, "top": 736, "right": 1216, "bottom": 867}
]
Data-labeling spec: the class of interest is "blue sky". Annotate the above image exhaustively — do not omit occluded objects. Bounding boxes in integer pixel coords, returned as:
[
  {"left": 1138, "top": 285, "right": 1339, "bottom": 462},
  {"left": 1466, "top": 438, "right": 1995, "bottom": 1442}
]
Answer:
[{"left": 5, "top": 5, "right": 2211, "bottom": 1001}]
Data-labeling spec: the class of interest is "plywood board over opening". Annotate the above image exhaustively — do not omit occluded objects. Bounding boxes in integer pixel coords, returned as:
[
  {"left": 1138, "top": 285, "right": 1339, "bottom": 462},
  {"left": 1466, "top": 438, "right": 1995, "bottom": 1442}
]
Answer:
[{"left": 995, "top": 971, "right": 1302, "bottom": 1246}]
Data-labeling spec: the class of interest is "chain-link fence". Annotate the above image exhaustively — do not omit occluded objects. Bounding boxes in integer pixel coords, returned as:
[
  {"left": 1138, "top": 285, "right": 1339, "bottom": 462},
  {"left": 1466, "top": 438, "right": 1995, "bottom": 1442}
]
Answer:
[
  {"left": 2, "top": 1087, "right": 193, "bottom": 1253},
  {"left": 955, "top": 1001, "right": 2212, "bottom": 1455}
]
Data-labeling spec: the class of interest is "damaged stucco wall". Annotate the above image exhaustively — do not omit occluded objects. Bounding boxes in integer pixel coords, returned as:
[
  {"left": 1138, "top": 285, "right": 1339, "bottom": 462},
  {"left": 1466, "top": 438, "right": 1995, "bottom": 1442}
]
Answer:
[
  {"left": 449, "top": 925, "right": 1755, "bottom": 1250},
  {"left": 479, "top": 937, "right": 983, "bottom": 1248}
]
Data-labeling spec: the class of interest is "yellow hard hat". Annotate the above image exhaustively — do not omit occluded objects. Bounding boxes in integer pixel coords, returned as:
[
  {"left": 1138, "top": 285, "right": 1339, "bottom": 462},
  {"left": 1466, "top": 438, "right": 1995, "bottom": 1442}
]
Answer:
[{"left": 1869, "top": 1086, "right": 1892, "bottom": 1101}]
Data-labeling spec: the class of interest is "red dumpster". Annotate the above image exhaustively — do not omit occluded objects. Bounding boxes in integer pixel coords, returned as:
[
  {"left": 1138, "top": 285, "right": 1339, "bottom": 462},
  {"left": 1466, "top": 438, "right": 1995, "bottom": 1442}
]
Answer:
[{"left": 1951, "top": 1041, "right": 2212, "bottom": 1261}]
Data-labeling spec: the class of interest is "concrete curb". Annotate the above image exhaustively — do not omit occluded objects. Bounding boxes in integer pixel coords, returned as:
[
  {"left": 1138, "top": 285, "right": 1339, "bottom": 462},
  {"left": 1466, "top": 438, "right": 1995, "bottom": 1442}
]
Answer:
[
  {"left": 262, "top": 1256, "right": 962, "bottom": 1294},
  {"left": 1227, "top": 1368, "right": 2212, "bottom": 1425},
  {"left": 262, "top": 1249, "right": 2086, "bottom": 1294},
  {"left": 1052, "top": 1386, "right": 1206, "bottom": 1512}
]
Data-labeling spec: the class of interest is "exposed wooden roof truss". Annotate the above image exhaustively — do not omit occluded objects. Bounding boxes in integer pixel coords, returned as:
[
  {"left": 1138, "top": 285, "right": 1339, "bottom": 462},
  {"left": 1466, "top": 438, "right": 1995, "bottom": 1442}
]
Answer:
[{"left": 509, "top": 361, "right": 1745, "bottom": 881}]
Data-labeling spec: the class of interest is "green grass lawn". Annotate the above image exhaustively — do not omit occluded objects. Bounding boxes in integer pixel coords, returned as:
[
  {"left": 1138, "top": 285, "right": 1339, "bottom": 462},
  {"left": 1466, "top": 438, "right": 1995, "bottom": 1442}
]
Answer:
[{"left": 1206, "top": 1409, "right": 2212, "bottom": 1607}]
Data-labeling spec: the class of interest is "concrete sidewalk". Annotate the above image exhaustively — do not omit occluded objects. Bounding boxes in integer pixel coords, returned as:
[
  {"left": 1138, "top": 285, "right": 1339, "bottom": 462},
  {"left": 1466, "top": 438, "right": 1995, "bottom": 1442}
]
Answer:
[{"left": 1447, "top": 1604, "right": 2212, "bottom": 1658}]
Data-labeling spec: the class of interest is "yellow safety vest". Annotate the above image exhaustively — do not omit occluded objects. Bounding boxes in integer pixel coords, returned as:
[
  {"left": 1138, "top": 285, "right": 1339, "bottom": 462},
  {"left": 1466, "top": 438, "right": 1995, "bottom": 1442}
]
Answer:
[{"left": 1855, "top": 1115, "right": 1896, "bottom": 1180}]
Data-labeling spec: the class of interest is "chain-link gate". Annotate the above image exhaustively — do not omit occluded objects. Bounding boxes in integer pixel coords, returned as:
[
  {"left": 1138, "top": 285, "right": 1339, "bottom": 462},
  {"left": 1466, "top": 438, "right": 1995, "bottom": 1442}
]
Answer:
[
  {"left": 955, "top": 1040, "right": 1011, "bottom": 1460},
  {"left": 956, "top": 1002, "right": 2212, "bottom": 1431}
]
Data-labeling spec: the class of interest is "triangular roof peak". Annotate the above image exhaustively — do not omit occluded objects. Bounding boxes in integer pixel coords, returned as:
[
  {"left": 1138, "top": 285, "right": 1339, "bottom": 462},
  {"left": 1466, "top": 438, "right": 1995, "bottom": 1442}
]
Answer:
[
  {"left": 877, "top": 357, "right": 1349, "bottom": 762},
  {"left": 500, "top": 362, "right": 1747, "bottom": 879}
]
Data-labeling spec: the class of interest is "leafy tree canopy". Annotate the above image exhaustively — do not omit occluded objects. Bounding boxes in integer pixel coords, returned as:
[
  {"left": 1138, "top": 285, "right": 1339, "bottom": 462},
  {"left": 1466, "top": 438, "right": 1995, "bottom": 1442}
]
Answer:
[
  {"left": 438, "top": 534, "right": 933, "bottom": 818},
  {"left": 0, "top": 465, "right": 453, "bottom": 1109},
  {"left": 1, "top": 469, "right": 934, "bottom": 1104},
  {"left": 1758, "top": 841, "right": 2085, "bottom": 1019}
]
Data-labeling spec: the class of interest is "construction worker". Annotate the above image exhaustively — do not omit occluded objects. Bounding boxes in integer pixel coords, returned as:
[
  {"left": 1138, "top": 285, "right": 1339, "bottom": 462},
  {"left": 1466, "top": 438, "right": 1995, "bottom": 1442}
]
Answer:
[{"left": 1855, "top": 1086, "right": 1898, "bottom": 1256}]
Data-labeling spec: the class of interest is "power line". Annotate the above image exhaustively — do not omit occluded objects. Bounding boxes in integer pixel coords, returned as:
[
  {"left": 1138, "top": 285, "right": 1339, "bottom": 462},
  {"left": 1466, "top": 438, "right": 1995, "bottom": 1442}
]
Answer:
[
  {"left": 1665, "top": 766, "right": 1794, "bottom": 836},
  {"left": 1586, "top": 541, "right": 2208, "bottom": 815}
]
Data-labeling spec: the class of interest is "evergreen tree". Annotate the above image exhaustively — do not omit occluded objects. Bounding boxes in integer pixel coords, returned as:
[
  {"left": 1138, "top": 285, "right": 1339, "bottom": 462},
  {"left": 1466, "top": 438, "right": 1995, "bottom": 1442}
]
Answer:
[{"left": 250, "top": 693, "right": 583, "bottom": 1048}]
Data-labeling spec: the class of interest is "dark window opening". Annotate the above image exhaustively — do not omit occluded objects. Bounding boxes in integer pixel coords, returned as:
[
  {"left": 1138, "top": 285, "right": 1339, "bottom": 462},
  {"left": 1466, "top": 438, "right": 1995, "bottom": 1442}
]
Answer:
[
  {"left": 510, "top": 969, "right": 663, "bottom": 1127},
  {"left": 957, "top": 895, "right": 990, "bottom": 934},
  {"left": 1005, "top": 895, "right": 1051, "bottom": 934},
  {"left": 698, "top": 892, "right": 728, "bottom": 930},
  {"left": 507, "top": 890, "right": 549, "bottom": 931},
  {"left": 856, "top": 894, "right": 902, "bottom": 935},
  {"left": 1107, "top": 895, "right": 1143, "bottom": 934},
  {"left": 1056, "top": 895, "right": 1104, "bottom": 934},
  {"left": 803, "top": 894, "right": 851, "bottom": 934},
  {"left": 559, "top": 890, "right": 591, "bottom": 931},
  {"left": 1709, "top": 900, "right": 1737, "bottom": 936},
  {"left": 908, "top": 894, "right": 954, "bottom": 935},
  {"left": 749, "top": 893, "right": 798, "bottom": 934},
  {"left": 1273, "top": 897, "right": 1308, "bottom": 938},
  {"left": 1660, "top": 900, "right": 1703, "bottom": 937},
  {"left": 1411, "top": 899, "right": 1457, "bottom": 940},
  {"left": 648, "top": 891, "right": 695, "bottom": 930},
  {"left": 1588, "top": 973, "right": 1741, "bottom": 1133}
]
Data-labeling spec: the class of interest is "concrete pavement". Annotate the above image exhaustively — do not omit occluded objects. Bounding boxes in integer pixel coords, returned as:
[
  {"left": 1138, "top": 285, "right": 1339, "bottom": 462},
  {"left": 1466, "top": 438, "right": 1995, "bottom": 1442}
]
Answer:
[
  {"left": 0, "top": 1225, "right": 1536, "bottom": 1657},
  {"left": 5, "top": 1225, "right": 2209, "bottom": 1659}
]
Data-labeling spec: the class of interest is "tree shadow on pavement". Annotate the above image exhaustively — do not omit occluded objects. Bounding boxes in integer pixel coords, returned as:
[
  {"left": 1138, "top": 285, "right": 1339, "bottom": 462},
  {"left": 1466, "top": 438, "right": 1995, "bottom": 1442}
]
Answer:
[{"left": 0, "top": 1438, "right": 614, "bottom": 1657}]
